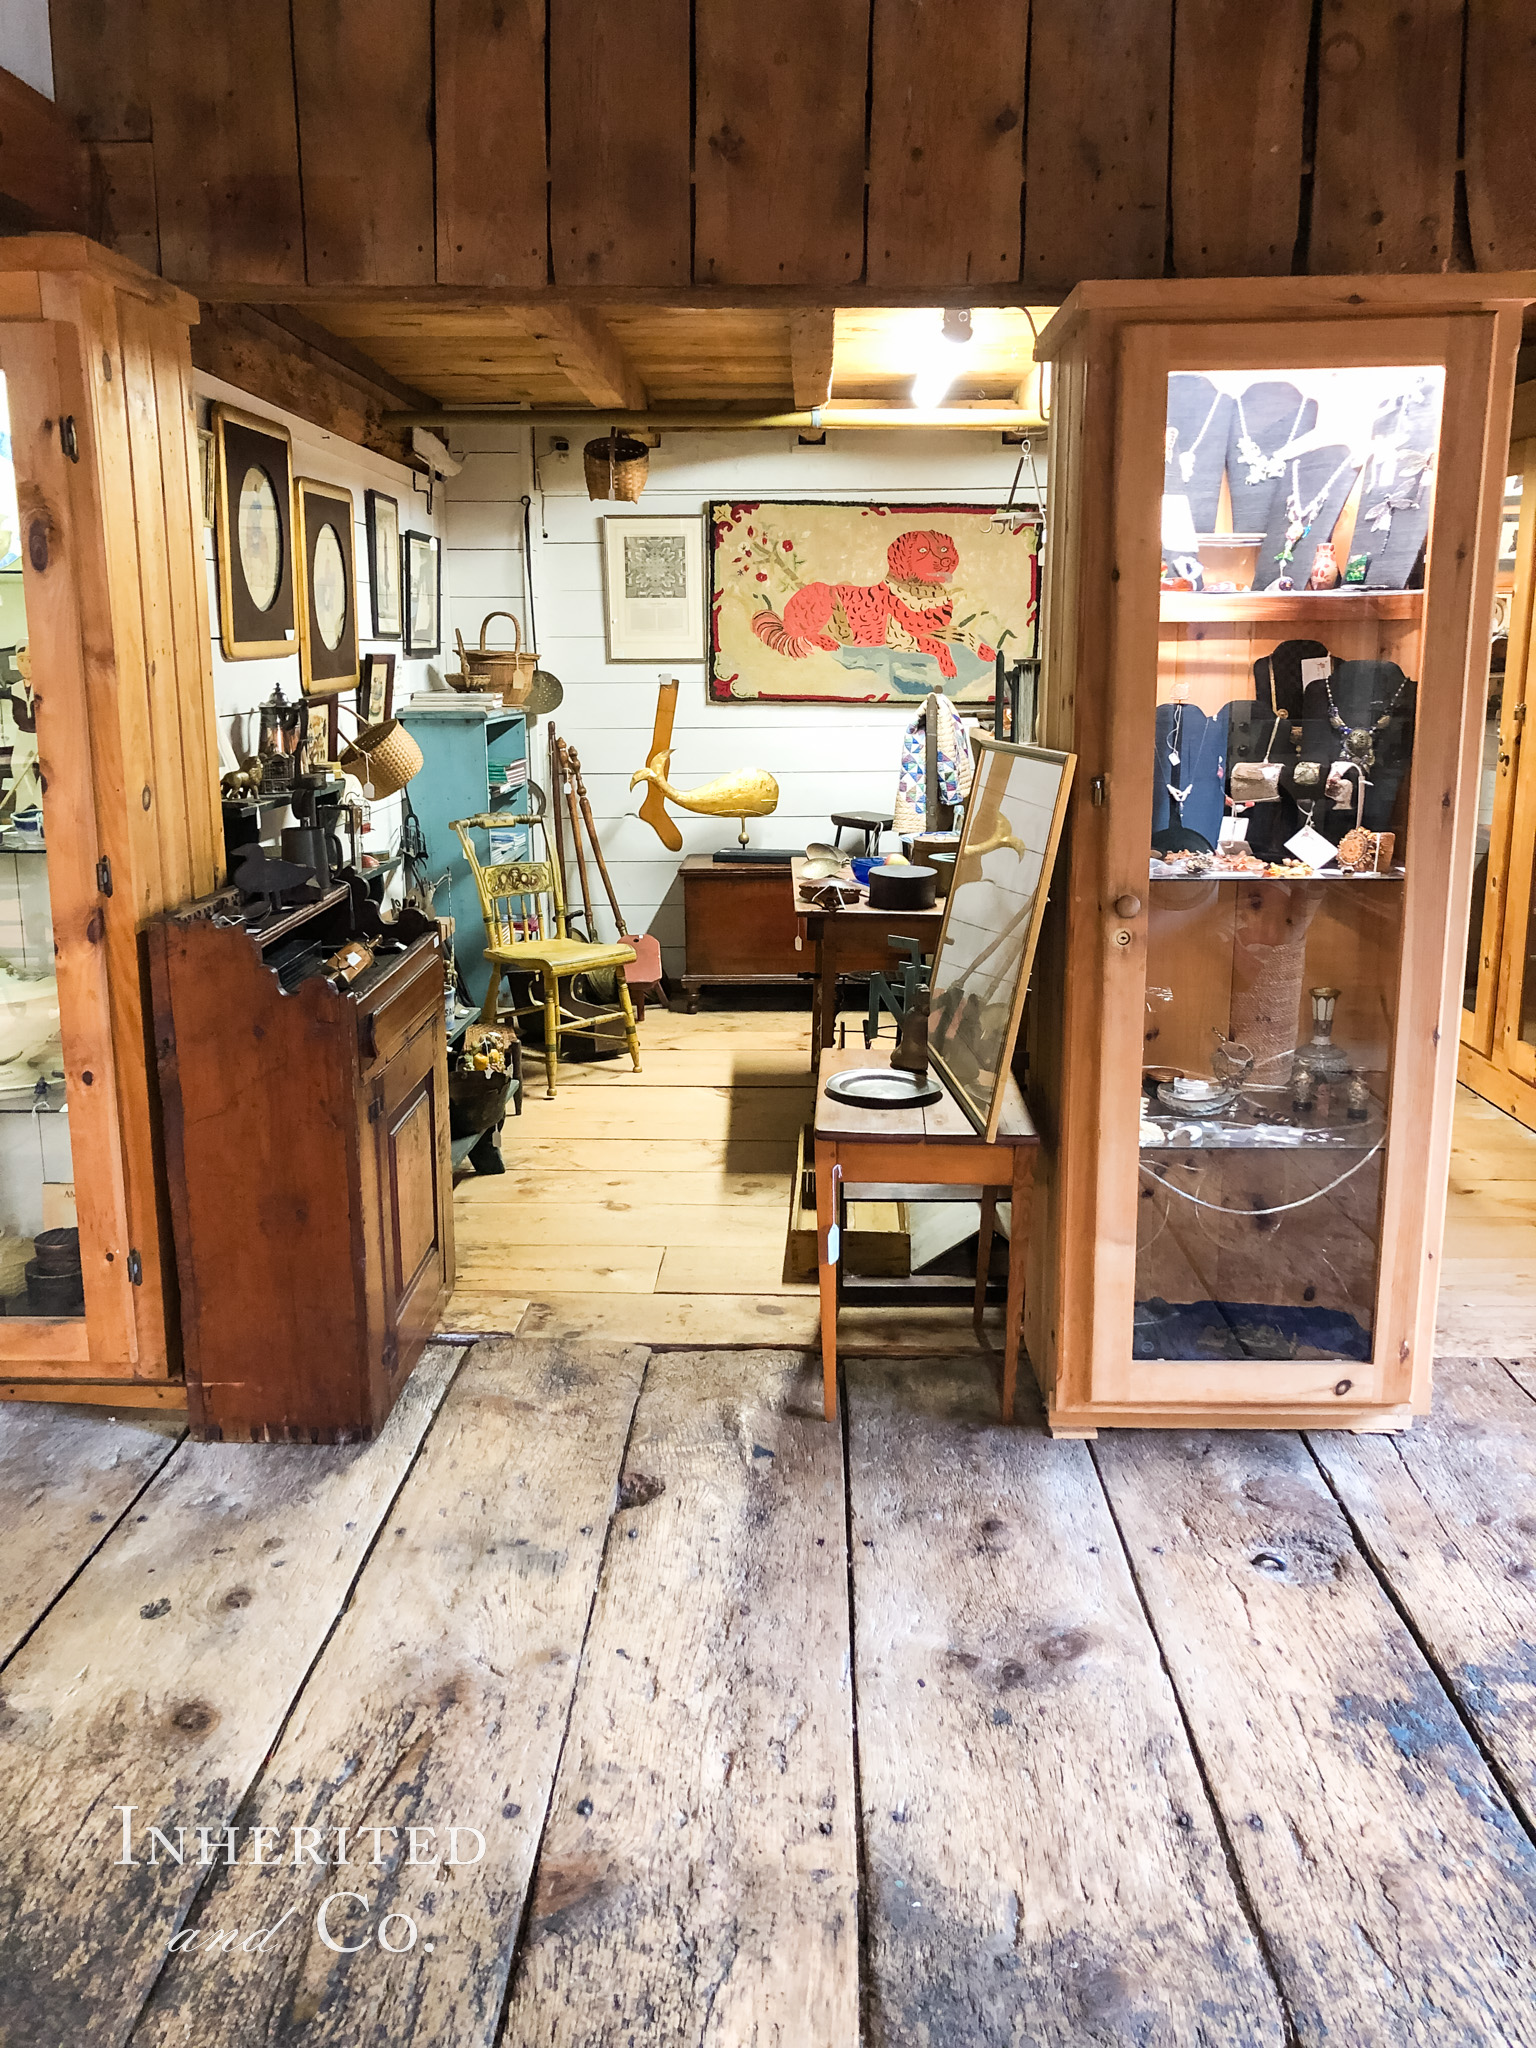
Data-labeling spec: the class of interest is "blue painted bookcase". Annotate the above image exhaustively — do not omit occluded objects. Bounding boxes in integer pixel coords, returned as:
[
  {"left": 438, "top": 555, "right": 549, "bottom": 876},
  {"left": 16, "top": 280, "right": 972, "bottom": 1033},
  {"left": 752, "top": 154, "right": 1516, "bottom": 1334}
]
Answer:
[{"left": 398, "top": 705, "right": 530, "bottom": 1014}]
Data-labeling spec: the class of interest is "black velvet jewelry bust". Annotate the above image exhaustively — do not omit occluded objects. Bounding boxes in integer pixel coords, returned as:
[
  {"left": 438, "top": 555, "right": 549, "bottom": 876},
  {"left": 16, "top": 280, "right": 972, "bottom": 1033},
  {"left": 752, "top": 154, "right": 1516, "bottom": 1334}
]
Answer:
[
  {"left": 1255, "top": 443, "right": 1361, "bottom": 592},
  {"left": 1355, "top": 375, "right": 1442, "bottom": 589},
  {"left": 1296, "top": 658, "right": 1416, "bottom": 841},
  {"left": 1224, "top": 700, "right": 1301, "bottom": 861},
  {"left": 1165, "top": 374, "right": 1234, "bottom": 536}
]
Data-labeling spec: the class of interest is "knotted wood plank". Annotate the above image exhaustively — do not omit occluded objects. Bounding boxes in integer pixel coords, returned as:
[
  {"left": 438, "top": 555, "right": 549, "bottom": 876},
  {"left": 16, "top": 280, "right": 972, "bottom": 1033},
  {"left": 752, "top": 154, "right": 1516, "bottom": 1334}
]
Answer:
[
  {"left": 1466, "top": 2, "right": 1536, "bottom": 268},
  {"left": 131, "top": 1338, "right": 646, "bottom": 2048},
  {"left": 503, "top": 1348, "right": 857, "bottom": 2045},
  {"left": 0, "top": 1346, "right": 458, "bottom": 2046},
  {"left": 846, "top": 1355, "right": 1285, "bottom": 2046},
  {"left": 1309, "top": 0, "right": 1462, "bottom": 273},
  {"left": 866, "top": 0, "right": 1028, "bottom": 290},
  {"left": 1171, "top": 0, "right": 1309, "bottom": 276},
  {"left": 1308, "top": 1358, "right": 1536, "bottom": 1830},
  {"left": 693, "top": 0, "right": 867, "bottom": 288},
  {"left": 1095, "top": 1426, "right": 1536, "bottom": 2042},
  {"left": 0, "top": 1402, "right": 181, "bottom": 1667},
  {"left": 437, "top": 0, "right": 550, "bottom": 289}
]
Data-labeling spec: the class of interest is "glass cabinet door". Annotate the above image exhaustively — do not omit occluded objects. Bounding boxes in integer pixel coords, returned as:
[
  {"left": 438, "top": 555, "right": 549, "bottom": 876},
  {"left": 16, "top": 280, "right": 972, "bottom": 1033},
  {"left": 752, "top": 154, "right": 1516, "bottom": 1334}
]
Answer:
[
  {"left": 0, "top": 371, "right": 83, "bottom": 1319},
  {"left": 1130, "top": 354, "right": 1444, "bottom": 1371}
]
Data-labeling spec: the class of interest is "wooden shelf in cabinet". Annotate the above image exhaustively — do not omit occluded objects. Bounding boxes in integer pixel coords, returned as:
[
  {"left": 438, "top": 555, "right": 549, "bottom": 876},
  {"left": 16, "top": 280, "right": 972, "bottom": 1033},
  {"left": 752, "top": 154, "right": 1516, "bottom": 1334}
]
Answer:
[{"left": 1159, "top": 590, "right": 1424, "bottom": 624}]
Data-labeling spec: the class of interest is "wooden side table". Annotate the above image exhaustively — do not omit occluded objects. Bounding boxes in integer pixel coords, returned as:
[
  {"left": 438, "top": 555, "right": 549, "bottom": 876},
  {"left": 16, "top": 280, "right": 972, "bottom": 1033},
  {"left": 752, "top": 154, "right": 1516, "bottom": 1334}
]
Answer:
[
  {"left": 790, "top": 859, "right": 946, "bottom": 1067},
  {"left": 814, "top": 1046, "right": 1040, "bottom": 1423},
  {"left": 680, "top": 855, "right": 806, "bottom": 1011}
]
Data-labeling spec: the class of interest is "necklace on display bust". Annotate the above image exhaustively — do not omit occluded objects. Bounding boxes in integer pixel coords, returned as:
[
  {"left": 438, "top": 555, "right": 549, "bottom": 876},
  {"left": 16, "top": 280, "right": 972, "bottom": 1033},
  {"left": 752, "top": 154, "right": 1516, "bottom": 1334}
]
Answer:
[
  {"left": 1165, "top": 702, "right": 1193, "bottom": 807},
  {"left": 1168, "top": 391, "right": 1223, "bottom": 484},
  {"left": 1276, "top": 452, "right": 1359, "bottom": 568},
  {"left": 1324, "top": 672, "right": 1408, "bottom": 770},
  {"left": 1234, "top": 392, "right": 1308, "bottom": 487}
]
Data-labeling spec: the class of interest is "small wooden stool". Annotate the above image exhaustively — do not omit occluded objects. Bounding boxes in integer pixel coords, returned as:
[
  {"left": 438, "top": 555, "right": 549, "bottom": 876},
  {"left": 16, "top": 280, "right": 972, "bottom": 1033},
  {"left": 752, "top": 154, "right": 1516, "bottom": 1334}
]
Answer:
[
  {"left": 813, "top": 1046, "right": 1039, "bottom": 1422},
  {"left": 830, "top": 809, "right": 894, "bottom": 857}
]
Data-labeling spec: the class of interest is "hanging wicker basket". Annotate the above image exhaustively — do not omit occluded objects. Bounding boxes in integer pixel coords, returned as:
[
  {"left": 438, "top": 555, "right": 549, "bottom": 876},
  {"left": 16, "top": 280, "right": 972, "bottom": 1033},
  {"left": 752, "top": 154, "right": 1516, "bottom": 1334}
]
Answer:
[
  {"left": 454, "top": 610, "right": 539, "bottom": 708},
  {"left": 339, "top": 718, "right": 423, "bottom": 799},
  {"left": 583, "top": 431, "right": 649, "bottom": 503}
]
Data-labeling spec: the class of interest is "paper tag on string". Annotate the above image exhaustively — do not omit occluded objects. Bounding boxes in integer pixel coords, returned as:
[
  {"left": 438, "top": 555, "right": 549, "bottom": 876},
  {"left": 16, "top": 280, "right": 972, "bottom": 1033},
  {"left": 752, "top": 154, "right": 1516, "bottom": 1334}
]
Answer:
[
  {"left": 1300, "top": 656, "right": 1332, "bottom": 685},
  {"left": 1284, "top": 822, "right": 1338, "bottom": 867},
  {"left": 1218, "top": 816, "right": 1249, "bottom": 846}
]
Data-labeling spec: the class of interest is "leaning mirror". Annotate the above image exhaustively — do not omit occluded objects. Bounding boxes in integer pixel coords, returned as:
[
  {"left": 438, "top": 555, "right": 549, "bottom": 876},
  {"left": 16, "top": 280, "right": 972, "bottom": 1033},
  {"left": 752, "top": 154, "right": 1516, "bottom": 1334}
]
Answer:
[{"left": 927, "top": 735, "right": 1076, "bottom": 1140}]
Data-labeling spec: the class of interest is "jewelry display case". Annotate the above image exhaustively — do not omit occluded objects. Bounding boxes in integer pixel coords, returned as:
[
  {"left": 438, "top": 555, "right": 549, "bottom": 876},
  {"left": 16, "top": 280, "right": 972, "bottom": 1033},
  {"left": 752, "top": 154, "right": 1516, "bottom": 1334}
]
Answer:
[{"left": 1028, "top": 277, "right": 1529, "bottom": 1433}]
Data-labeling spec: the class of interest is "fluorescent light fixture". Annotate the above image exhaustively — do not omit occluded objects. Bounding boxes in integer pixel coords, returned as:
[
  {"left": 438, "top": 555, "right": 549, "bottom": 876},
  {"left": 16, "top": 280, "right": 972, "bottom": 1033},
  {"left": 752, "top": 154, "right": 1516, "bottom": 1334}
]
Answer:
[{"left": 910, "top": 308, "right": 973, "bottom": 410}]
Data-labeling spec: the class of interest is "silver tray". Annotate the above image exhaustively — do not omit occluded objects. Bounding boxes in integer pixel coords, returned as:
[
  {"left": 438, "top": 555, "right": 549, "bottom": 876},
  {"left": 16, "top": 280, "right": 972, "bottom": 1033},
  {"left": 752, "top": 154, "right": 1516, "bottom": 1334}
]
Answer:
[{"left": 824, "top": 1066, "right": 942, "bottom": 1110}]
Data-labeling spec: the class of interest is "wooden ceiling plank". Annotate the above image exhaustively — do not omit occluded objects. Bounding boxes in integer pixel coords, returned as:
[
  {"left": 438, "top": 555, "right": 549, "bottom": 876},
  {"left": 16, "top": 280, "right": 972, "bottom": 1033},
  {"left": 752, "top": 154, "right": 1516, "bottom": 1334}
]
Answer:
[
  {"left": 292, "top": 0, "right": 434, "bottom": 287},
  {"left": 436, "top": 0, "right": 548, "bottom": 288},
  {"left": 550, "top": 0, "right": 690, "bottom": 288},
  {"left": 250, "top": 306, "right": 436, "bottom": 412},
  {"left": 694, "top": 0, "right": 867, "bottom": 287},
  {"left": 1171, "top": 0, "right": 1308, "bottom": 277},
  {"left": 0, "top": 64, "right": 88, "bottom": 230},
  {"left": 89, "top": 140, "right": 159, "bottom": 272},
  {"left": 1464, "top": 1, "right": 1536, "bottom": 269},
  {"left": 866, "top": 0, "right": 1027, "bottom": 289},
  {"left": 522, "top": 306, "right": 648, "bottom": 410},
  {"left": 147, "top": 0, "right": 304, "bottom": 286},
  {"left": 1023, "top": 0, "right": 1172, "bottom": 292},
  {"left": 1310, "top": 0, "right": 1462, "bottom": 273},
  {"left": 789, "top": 310, "right": 835, "bottom": 407},
  {"left": 47, "top": 0, "right": 151, "bottom": 142}
]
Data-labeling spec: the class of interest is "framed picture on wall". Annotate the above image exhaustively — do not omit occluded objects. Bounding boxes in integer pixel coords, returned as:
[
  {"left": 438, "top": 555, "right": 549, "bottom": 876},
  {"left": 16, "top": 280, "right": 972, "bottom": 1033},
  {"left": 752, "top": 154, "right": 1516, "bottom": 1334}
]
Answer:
[
  {"left": 602, "top": 515, "right": 705, "bottom": 660},
  {"left": 403, "top": 530, "right": 440, "bottom": 656},
  {"left": 366, "top": 489, "right": 401, "bottom": 638},
  {"left": 707, "top": 500, "right": 1041, "bottom": 705},
  {"left": 303, "top": 694, "right": 339, "bottom": 771},
  {"left": 294, "top": 478, "right": 359, "bottom": 695},
  {"left": 211, "top": 404, "right": 297, "bottom": 660},
  {"left": 358, "top": 650, "right": 395, "bottom": 725}
]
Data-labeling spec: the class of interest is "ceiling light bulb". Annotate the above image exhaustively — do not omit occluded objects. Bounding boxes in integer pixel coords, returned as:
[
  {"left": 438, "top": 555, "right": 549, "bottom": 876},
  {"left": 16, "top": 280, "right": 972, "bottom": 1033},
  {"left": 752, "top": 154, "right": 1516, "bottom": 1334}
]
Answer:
[{"left": 910, "top": 308, "right": 973, "bottom": 410}]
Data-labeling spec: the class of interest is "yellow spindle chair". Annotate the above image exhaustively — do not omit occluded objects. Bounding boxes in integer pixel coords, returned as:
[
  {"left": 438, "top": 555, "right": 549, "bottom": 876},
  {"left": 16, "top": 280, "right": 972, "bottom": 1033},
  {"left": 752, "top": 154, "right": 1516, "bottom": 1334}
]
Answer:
[{"left": 450, "top": 812, "right": 641, "bottom": 1097}]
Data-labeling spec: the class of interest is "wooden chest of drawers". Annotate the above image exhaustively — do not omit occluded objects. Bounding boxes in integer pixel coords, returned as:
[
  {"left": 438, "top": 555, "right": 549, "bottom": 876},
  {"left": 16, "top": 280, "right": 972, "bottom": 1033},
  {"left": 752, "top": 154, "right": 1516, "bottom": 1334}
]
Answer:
[{"left": 680, "top": 856, "right": 806, "bottom": 1010}]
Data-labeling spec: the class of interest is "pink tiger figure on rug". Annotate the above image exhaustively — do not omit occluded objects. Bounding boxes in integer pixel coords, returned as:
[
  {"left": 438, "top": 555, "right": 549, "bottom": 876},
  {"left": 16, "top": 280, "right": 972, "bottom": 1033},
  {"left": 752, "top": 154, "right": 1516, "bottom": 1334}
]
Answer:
[{"left": 752, "top": 528, "right": 991, "bottom": 680}]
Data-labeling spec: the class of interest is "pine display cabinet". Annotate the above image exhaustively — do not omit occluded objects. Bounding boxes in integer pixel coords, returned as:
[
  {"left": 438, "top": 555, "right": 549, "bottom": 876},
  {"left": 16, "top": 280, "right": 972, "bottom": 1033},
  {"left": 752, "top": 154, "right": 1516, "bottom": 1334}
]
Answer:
[{"left": 1027, "top": 276, "right": 1531, "bottom": 1433}]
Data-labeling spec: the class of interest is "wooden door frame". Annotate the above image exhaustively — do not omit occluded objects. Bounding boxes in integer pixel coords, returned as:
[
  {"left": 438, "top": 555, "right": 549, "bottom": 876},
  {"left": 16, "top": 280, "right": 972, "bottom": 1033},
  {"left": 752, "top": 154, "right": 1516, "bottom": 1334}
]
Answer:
[
  {"left": 1074, "top": 310, "right": 1514, "bottom": 1422},
  {"left": 1462, "top": 435, "right": 1536, "bottom": 1056}
]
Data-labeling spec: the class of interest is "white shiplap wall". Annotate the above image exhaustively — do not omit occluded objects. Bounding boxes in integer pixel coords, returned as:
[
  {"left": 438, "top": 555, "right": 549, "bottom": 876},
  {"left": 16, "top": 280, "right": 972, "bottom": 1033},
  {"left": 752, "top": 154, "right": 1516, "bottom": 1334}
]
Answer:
[
  {"left": 443, "top": 420, "right": 1030, "bottom": 968},
  {"left": 194, "top": 371, "right": 446, "bottom": 881}
]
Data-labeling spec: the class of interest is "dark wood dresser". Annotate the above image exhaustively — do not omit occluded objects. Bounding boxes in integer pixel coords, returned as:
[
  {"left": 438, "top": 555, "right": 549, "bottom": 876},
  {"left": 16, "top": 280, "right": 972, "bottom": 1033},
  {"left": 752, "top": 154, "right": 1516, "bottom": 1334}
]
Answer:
[
  {"left": 680, "top": 855, "right": 806, "bottom": 1010},
  {"left": 148, "top": 886, "right": 455, "bottom": 1442}
]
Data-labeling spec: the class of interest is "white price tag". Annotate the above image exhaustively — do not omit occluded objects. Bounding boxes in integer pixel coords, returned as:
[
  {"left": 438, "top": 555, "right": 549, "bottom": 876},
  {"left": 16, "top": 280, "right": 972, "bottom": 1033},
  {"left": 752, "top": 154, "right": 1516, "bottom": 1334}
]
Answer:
[
  {"left": 1218, "top": 816, "right": 1249, "bottom": 846},
  {"left": 824, "top": 1223, "right": 841, "bottom": 1266},
  {"left": 1300, "top": 656, "right": 1332, "bottom": 685},
  {"left": 1284, "top": 823, "right": 1339, "bottom": 867}
]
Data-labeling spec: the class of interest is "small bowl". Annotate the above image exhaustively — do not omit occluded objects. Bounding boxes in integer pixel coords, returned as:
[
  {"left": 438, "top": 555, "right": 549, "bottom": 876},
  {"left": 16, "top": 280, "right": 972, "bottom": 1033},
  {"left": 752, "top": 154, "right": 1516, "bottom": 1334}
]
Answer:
[
  {"left": 1196, "top": 533, "right": 1264, "bottom": 593},
  {"left": 850, "top": 856, "right": 882, "bottom": 885},
  {"left": 1156, "top": 1077, "right": 1238, "bottom": 1114}
]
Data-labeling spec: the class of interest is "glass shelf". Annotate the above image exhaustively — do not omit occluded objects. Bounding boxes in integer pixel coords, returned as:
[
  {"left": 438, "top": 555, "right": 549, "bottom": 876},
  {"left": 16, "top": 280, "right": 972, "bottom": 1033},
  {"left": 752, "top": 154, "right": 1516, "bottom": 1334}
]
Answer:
[{"left": 1148, "top": 864, "right": 1406, "bottom": 883}]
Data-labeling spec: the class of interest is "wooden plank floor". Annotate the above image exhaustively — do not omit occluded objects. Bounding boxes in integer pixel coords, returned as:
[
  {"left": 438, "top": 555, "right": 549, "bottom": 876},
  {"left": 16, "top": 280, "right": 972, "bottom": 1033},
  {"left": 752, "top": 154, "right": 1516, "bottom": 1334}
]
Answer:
[{"left": 0, "top": 1002, "right": 1533, "bottom": 2041}]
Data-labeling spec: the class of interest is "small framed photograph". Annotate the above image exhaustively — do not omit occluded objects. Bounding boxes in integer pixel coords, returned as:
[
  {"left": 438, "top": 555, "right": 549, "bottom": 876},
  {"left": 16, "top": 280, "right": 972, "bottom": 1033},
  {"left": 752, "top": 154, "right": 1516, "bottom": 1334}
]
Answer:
[
  {"left": 403, "top": 530, "right": 441, "bottom": 656},
  {"left": 366, "top": 489, "right": 401, "bottom": 638},
  {"left": 294, "top": 478, "right": 359, "bottom": 696},
  {"left": 358, "top": 650, "right": 395, "bottom": 725},
  {"left": 211, "top": 404, "right": 296, "bottom": 660},
  {"left": 303, "top": 695, "right": 338, "bottom": 771},
  {"left": 602, "top": 514, "right": 704, "bottom": 661}
]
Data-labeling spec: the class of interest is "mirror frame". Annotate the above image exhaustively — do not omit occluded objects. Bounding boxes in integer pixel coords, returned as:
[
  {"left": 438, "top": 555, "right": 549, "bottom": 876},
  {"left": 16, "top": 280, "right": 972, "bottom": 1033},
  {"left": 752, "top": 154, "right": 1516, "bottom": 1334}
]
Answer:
[{"left": 927, "top": 733, "right": 1076, "bottom": 1141}]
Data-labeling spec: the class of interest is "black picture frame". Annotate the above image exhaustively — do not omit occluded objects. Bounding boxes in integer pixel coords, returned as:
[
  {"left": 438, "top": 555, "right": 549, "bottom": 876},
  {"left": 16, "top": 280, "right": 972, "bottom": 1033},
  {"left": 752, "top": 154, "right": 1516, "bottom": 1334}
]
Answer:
[
  {"left": 304, "top": 694, "right": 340, "bottom": 771},
  {"left": 403, "top": 530, "right": 441, "bottom": 656},
  {"left": 295, "top": 478, "right": 359, "bottom": 696},
  {"left": 212, "top": 404, "right": 297, "bottom": 660},
  {"left": 365, "top": 489, "right": 402, "bottom": 639},
  {"left": 358, "top": 650, "right": 396, "bottom": 725}
]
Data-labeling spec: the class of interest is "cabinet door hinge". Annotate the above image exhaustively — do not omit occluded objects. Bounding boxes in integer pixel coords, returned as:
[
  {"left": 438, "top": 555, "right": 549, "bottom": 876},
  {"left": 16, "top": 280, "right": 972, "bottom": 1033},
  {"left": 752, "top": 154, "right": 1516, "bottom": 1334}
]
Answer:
[
  {"left": 126, "top": 1249, "right": 142, "bottom": 1285},
  {"left": 96, "top": 856, "right": 113, "bottom": 896}
]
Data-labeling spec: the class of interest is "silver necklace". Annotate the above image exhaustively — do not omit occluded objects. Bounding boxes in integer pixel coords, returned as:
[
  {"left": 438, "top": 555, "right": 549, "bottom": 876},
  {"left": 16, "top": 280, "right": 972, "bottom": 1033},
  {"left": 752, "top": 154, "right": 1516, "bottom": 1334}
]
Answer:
[
  {"left": 1234, "top": 393, "right": 1308, "bottom": 487},
  {"left": 1166, "top": 702, "right": 1192, "bottom": 806},
  {"left": 1169, "top": 392, "right": 1223, "bottom": 484},
  {"left": 1324, "top": 673, "right": 1407, "bottom": 771},
  {"left": 1277, "top": 453, "right": 1358, "bottom": 567}
]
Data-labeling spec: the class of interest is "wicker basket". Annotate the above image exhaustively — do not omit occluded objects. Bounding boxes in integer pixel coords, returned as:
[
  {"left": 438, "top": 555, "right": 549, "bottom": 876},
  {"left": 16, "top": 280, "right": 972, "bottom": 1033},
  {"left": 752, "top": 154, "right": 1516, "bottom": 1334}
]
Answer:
[
  {"left": 339, "top": 718, "right": 423, "bottom": 799},
  {"left": 455, "top": 610, "right": 539, "bottom": 707},
  {"left": 583, "top": 431, "right": 649, "bottom": 503}
]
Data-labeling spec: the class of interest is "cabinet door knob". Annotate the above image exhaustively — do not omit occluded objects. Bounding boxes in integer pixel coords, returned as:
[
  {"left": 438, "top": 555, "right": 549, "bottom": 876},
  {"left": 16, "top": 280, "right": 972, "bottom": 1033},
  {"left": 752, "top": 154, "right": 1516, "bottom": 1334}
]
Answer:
[{"left": 1113, "top": 893, "right": 1142, "bottom": 919}]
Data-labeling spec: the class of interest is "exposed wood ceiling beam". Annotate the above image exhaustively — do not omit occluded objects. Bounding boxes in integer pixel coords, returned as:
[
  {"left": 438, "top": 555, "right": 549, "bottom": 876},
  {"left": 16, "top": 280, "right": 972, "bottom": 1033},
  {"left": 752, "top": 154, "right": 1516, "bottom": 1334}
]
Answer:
[
  {"left": 789, "top": 310, "right": 836, "bottom": 407},
  {"left": 521, "top": 307, "right": 648, "bottom": 411},
  {"left": 0, "top": 66, "right": 88, "bottom": 232},
  {"left": 255, "top": 305, "right": 437, "bottom": 413}
]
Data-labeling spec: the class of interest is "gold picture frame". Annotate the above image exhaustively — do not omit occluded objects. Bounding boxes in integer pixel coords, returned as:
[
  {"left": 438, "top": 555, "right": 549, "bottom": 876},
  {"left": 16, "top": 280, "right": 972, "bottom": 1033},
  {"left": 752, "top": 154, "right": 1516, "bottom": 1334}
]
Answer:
[
  {"left": 926, "top": 734, "right": 1076, "bottom": 1142},
  {"left": 294, "top": 477, "right": 359, "bottom": 697},
  {"left": 211, "top": 404, "right": 297, "bottom": 660}
]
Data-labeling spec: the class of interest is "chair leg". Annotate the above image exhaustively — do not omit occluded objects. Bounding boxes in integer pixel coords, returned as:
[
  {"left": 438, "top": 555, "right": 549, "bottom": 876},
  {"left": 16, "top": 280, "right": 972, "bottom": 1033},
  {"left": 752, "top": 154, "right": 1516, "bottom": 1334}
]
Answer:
[
  {"left": 541, "top": 970, "right": 560, "bottom": 1097},
  {"left": 617, "top": 979, "right": 642, "bottom": 1072},
  {"left": 479, "top": 967, "right": 502, "bottom": 1026}
]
